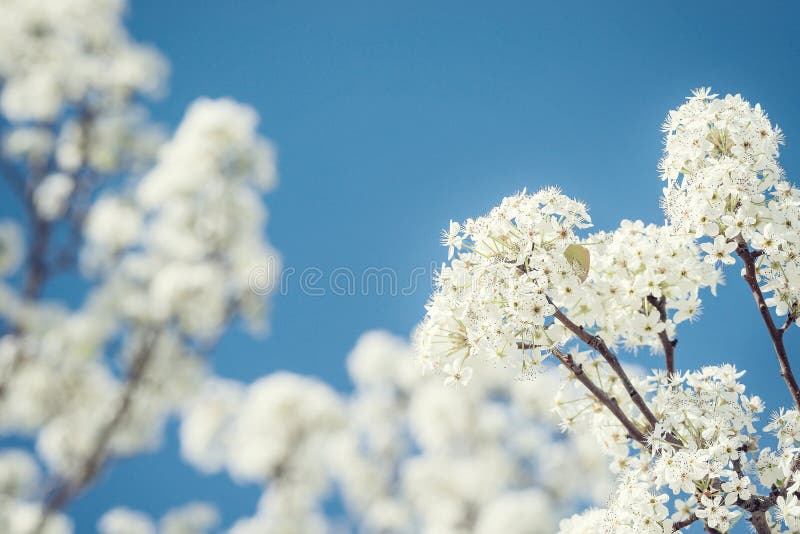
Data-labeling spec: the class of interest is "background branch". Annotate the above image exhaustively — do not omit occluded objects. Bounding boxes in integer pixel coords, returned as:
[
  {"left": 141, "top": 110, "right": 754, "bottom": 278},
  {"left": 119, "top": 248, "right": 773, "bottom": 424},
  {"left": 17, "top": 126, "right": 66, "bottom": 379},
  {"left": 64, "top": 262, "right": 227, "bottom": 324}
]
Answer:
[{"left": 31, "top": 333, "right": 157, "bottom": 534}]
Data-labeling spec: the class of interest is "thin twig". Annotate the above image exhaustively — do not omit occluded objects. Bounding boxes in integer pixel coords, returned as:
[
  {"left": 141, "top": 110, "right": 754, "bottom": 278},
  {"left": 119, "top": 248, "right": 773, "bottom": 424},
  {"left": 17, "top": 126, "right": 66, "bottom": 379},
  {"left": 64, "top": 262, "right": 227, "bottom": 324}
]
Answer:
[
  {"left": 548, "top": 347, "right": 648, "bottom": 445},
  {"left": 22, "top": 218, "right": 50, "bottom": 299},
  {"left": 734, "top": 237, "right": 800, "bottom": 410},
  {"left": 0, "top": 106, "right": 95, "bottom": 399},
  {"left": 647, "top": 294, "right": 677, "bottom": 376},
  {"left": 551, "top": 306, "right": 658, "bottom": 428},
  {"left": 780, "top": 312, "right": 797, "bottom": 334},
  {"left": 673, "top": 513, "right": 698, "bottom": 531}
]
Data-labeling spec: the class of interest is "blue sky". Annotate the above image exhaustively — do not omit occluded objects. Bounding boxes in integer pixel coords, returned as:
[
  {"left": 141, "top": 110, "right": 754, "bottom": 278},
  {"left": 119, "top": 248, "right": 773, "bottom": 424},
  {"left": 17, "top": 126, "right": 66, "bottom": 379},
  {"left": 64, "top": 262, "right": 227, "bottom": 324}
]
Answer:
[{"left": 4, "top": 1, "right": 800, "bottom": 532}]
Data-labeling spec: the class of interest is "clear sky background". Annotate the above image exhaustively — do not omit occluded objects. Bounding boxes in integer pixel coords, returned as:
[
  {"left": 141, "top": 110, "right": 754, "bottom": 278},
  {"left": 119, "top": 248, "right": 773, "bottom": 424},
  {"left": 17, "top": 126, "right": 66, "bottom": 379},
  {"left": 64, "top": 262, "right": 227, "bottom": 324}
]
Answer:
[{"left": 5, "top": 1, "right": 800, "bottom": 532}]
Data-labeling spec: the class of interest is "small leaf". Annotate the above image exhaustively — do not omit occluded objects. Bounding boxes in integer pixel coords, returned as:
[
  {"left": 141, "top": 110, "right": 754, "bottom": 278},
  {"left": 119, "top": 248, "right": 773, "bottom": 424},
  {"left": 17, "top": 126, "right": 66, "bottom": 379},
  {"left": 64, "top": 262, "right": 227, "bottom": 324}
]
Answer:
[{"left": 564, "top": 244, "right": 590, "bottom": 282}]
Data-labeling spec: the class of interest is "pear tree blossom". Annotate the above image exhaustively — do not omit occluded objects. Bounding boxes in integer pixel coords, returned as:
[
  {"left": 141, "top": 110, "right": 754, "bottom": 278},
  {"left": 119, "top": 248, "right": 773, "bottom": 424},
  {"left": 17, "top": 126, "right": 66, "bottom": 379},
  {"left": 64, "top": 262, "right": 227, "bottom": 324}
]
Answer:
[
  {"left": 176, "top": 331, "right": 614, "bottom": 534},
  {"left": 0, "top": 2, "right": 614, "bottom": 533},
  {"left": 5, "top": 0, "right": 800, "bottom": 533},
  {"left": 0, "top": 0, "right": 278, "bottom": 532},
  {"left": 418, "top": 89, "right": 800, "bottom": 533}
]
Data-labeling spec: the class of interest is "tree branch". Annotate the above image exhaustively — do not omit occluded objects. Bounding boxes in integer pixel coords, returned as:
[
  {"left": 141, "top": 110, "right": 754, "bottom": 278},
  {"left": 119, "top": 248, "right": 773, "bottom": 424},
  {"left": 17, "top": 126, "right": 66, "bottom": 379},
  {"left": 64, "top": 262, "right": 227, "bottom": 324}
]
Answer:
[
  {"left": 747, "top": 510, "right": 771, "bottom": 534},
  {"left": 673, "top": 513, "right": 698, "bottom": 531},
  {"left": 0, "top": 107, "right": 95, "bottom": 402},
  {"left": 22, "top": 217, "right": 50, "bottom": 299},
  {"left": 647, "top": 294, "right": 676, "bottom": 376},
  {"left": 550, "top": 306, "right": 658, "bottom": 428},
  {"left": 548, "top": 347, "right": 648, "bottom": 445},
  {"left": 734, "top": 238, "right": 800, "bottom": 410},
  {"left": 31, "top": 333, "right": 157, "bottom": 534},
  {"left": 780, "top": 311, "right": 797, "bottom": 334}
]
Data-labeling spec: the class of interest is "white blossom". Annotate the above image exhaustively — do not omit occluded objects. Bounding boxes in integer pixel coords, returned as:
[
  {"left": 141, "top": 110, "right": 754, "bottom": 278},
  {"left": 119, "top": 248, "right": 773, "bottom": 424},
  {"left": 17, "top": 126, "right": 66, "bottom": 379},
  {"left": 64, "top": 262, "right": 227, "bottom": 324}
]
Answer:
[
  {"left": 98, "top": 508, "right": 155, "bottom": 534},
  {"left": 32, "top": 173, "right": 74, "bottom": 221},
  {"left": 0, "top": 221, "right": 23, "bottom": 276}
]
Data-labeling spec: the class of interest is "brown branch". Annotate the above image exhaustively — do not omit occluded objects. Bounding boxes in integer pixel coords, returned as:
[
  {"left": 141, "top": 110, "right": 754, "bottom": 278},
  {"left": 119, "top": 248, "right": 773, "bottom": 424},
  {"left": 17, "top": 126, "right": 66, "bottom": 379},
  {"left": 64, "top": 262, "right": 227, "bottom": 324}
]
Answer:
[
  {"left": 31, "top": 334, "right": 157, "bottom": 534},
  {"left": 0, "top": 189, "right": 51, "bottom": 403},
  {"left": 780, "top": 311, "right": 797, "bottom": 334},
  {"left": 733, "top": 477, "right": 782, "bottom": 534},
  {"left": 673, "top": 449, "right": 773, "bottom": 534},
  {"left": 0, "top": 106, "right": 96, "bottom": 400},
  {"left": 673, "top": 513, "right": 698, "bottom": 531},
  {"left": 48, "top": 108, "right": 99, "bottom": 277},
  {"left": 548, "top": 347, "right": 648, "bottom": 445},
  {"left": 22, "top": 218, "right": 50, "bottom": 299},
  {"left": 0, "top": 205, "right": 52, "bottom": 402},
  {"left": 735, "top": 238, "right": 800, "bottom": 410},
  {"left": 647, "top": 294, "right": 677, "bottom": 376},
  {"left": 550, "top": 306, "right": 658, "bottom": 428},
  {"left": 731, "top": 445, "right": 777, "bottom": 532},
  {"left": 747, "top": 511, "right": 771, "bottom": 534},
  {"left": 737, "top": 454, "right": 800, "bottom": 521}
]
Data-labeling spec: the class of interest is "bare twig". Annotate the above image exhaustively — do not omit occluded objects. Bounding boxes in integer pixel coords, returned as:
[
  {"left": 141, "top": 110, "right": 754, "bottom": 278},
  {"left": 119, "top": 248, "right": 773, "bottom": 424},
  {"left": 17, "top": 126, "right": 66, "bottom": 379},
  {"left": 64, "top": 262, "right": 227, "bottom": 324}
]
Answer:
[
  {"left": 22, "top": 218, "right": 50, "bottom": 299},
  {"left": 550, "top": 306, "right": 658, "bottom": 428},
  {"left": 780, "top": 311, "right": 797, "bottom": 334},
  {"left": 673, "top": 513, "right": 698, "bottom": 531},
  {"left": 0, "top": 168, "right": 51, "bottom": 401},
  {"left": 734, "top": 237, "right": 800, "bottom": 410},
  {"left": 647, "top": 294, "right": 677, "bottom": 376},
  {"left": 0, "top": 105, "right": 95, "bottom": 399},
  {"left": 548, "top": 347, "right": 648, "bottom": 445}
]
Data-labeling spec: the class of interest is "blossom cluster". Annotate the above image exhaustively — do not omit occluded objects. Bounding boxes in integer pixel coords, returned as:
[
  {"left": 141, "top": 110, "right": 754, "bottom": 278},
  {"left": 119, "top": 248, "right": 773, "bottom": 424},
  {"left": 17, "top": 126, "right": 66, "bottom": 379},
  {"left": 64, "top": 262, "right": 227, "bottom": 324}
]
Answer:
[
  {"left": 180, "top": 373, "right": 345, "bottom": 534},
  {"left": 576, "top": 221, "right": 721, "bottom": 354},
  {"left": 661, "top": 88, "right": 800, "bottom": 323},
  {"left": 0, "top": 0, "right": 166, "bottom": 232},
  {"left": 415, "top": 187, "right": 592, "bottom": 380},
  {"left": 5, "top": 3, "right": 800, "bottom": 531},
  {"left": 174, "top": 332, "right": 612, "bottom": 534},
  {"left": 332, "top": 332, "right": 612, "bottom": 534},
  {"left": 86, "top": 97, "right": 280, "bottom": 337},
  {"left": 0, "top": 1, "right": 281, "bottom": 532},
  {"left": 557, "top": 363, "right": 800, "bottom": 534},
  {"left": 660, "top": 88, "right": 785, "bottom": 236},
  {"left": 0, "top": 98, "right": 279, "bottom": 486},
  {"left": 0, "top": 0, "right": 165, "bottom": 122},
  {"left": 418, "top": 205, "right": 722, "bottom": 382},
  {"left": 418, "top": 89, "right": 800, "bottom": 533}
]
